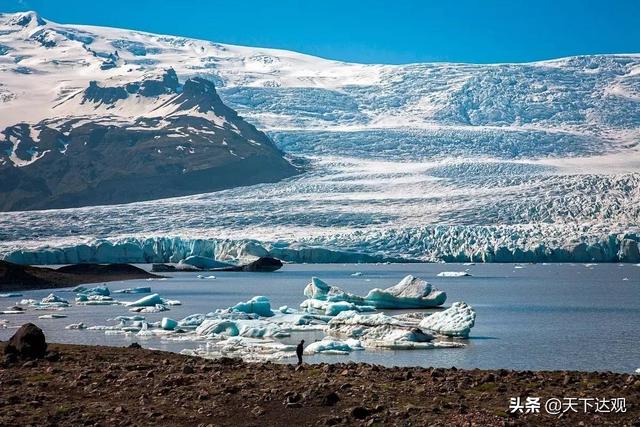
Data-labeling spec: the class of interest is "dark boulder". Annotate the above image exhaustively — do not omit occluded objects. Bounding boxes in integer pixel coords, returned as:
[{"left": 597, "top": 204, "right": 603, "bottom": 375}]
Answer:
[
  {"left": 5, "top": 323, "right": 47, "bottom": 359},
  {"left": 241, "top": 257, "right": 283, "bottom": 272}
]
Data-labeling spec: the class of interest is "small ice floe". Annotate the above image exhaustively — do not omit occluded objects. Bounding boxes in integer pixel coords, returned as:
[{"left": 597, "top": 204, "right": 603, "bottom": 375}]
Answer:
[
  {"left": 304, "top": 338, "right": 364, "bottom": 355},
  {"left": 623, "top": 277, "right": 629, "bottom": 281},
  {"left": 584, "top": 263, "right": 597, "bottom": 268},
  {"left": 0, "top": 319, "right": 9, "bottom": 328},
  {"left": 351, "top": 272, "right": 363, "bottom": 277},
  {"left": 38, "top": 313, "right": 67, "bottom": 319},
  {"left": 437, "top": 271, "right": 472, "bottom": 277},
  {"left": 0, "top": 310, "right": 24, "bottom": 315},
  {"left": 514, "top": 265, "right": 524, "bottom": 269},
  {"left": 76, "top": 294, "right": 120, "bottom": 305},
  {"left": 65, "top": 322, "right": 87, "bottom": 330},
  {"left": 125, "top": 293, "right": 164, "bottom": 307},
  {"left": 197, "top": 274, "right": 217, "bottom": 279},
  {"left": 129, "top": 304, "right": 169, "bottom": 313},
  {"left": 113, "top": 287, "right": 152, "bottom": 294},
  {"left": 0, "top": 293, "right": 23, "bottom": 298},
  {"left": 635, "top": 368, "right": 640, "bottom": 374},
  {"left": 463, "top": 262, "right": 475, "bottom": 266},
  {"left": 40, "top": 293, "right": 70, "bottom": 307},
  {"left": 418, "top": 301, "right": 476, "bottom": 338}
]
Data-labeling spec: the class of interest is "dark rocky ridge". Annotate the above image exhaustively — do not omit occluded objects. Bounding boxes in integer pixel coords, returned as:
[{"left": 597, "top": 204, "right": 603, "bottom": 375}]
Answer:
[
  {"left": 0, "top": 69, "right": 300, "bottom": 211},
  {"left": 0, "top": 260, "right": 159, "bottom": 291}
]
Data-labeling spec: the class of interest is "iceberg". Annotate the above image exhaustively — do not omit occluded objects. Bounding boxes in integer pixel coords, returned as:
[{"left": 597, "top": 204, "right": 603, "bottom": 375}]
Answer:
[
  {"left": 39, "top": 293, "right": 70, "bottom": 307},
  {"left": 231, "top": 296, "right": 274, "bottom": 317},
  {"left": 327, "top": 311, "right": 435, "bottom": 348},
  {"left": 129, "top": 304, "right": 169, "bottom": 313},
  {"left": 303, "top": 276, "right": 446, "bottom": 309},
  {"left": 299, "top": 299, "right": 376, "bottom": 316},
  {"left": 304, "top": 338, "right": 364, "bottom": 355},
  {"left": 363, "top": 275, "right": 447, "bottom": 308},
  {"left": 195, "top": 318, "right": 287, "bottom": 338},
  {"left": 419, "top": 302, "right": 476, "bottom": 338},
  {"left": 303, "top": 277, "right": 366, "bottom": 304}
]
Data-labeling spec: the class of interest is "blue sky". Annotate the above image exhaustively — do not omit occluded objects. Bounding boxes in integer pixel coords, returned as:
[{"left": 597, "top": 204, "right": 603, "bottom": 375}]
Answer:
[{"left": 3, "top": 0, "right": 639, "bottom": 64}]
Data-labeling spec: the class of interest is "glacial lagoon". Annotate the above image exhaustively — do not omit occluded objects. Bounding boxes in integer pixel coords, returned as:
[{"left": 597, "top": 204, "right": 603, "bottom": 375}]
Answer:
[{"left": 1, "top": 263, "right": 638, "bottom": 373}]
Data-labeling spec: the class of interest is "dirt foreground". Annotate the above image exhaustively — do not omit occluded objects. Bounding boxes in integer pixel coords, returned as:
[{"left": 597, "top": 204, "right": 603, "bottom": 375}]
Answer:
[{"left": 0, "top": 343, "right": 638, "bottom": 426}]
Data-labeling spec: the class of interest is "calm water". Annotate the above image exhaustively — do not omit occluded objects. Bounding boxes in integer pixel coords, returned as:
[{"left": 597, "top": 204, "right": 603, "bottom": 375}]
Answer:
[{"left": 1, "top": 263, "right": 638, "bottom": 373}]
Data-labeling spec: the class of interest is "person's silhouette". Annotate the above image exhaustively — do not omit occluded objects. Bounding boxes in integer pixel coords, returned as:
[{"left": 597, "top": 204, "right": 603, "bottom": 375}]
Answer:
[{"left": 296, "top": 339, "right": 305, "bottom": 365}]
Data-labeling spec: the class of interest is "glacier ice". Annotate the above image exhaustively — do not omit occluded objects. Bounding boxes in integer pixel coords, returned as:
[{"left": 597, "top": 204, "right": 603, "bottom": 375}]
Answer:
[{"left": 419, "top": 302, "right": 476, "bottom": 338}]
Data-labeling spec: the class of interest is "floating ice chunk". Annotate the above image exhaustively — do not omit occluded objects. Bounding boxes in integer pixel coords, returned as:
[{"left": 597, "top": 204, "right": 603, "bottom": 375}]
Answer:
[
  {"left": 125, "top": 293, "right": 164, "bottom": 307},
  {"left": 351, "top": 272, "right": 363, "bottom": 277},
  {"left": 178, "top": 313, "right": 206, "bottom": 328},
  {"left": 0, "top": 310, "right": 24, "bottom": 314},
  {"left": 436, "top": 271, "right": 471, "bottom": 277},
  {"left": 37, "top": 293, "right": 70, "bottom": 307},
  {"left": 304, "top": 338, "right": 364, "bottom": 355},
  {"left": 80, "top": 286, "right": 111, "bottom": 296},
  {"left": 76, "top": 294, "right": 120, "bottom": 305},
  {"left": 65, "top": 322, "right": 87, "bottom": 330},
  {"left": 196, "top": 318, "right": 287, "bottom": 338},
  {"left": 364, "top": 275, "right": 446, "bottom": 308},
  {"left": 38, "top": 313, "right": 67, "bottom": 319},
  {"left": 514, "top": 265, "right": 525, "bottom": 269},
  {"left": 113, "top": 287, "right": 152, "bottom": 294},
  {"left": 113, "top": 315, "right": 145, "bottom": 322},
  {"left": 129, "top": 304, "right": 168, "bottom": 313},
  {"left": 278, "top": 305, "right": 295, "bottom": 314},
  {"left": 231, "top": 296, "right": 274, "bottom": 317},
  {"left": 196, "top": 274, "right": 217, "bottom": 279},
  {"left": 327, "top": 311, "right": 434, "bottom": 348},
  {"left": 196, "top": 319, "right": 239, "bottom": 336},
  {"left": 303, "top": 277, "right": 365, "bottom": 304},
  {"left": 19, "top": 299, "right": 37, "bottom": 305},
  {"left": 0, "top": 293, "right": 23, "bottom": 298},
  {"left": 300, "top": 299, "right": 375, "bottom": 316},
  {"left": 163, "top": 299, "right": 181, "bottom": 306},
  {"left": 161, "top": 317, "right": 178, "bottom": 330},
  {"left": 419, "top": 302, "right": 476, "bottom": 338}
]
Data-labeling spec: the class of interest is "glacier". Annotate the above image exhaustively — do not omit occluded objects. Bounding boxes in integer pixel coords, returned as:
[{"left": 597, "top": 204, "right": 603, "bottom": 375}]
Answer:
[{"left": 0, "top": 12, "right": 638, "bottom": 263}]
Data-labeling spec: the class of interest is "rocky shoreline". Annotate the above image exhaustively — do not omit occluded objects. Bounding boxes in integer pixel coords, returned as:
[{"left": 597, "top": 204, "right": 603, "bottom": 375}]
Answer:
[{"left": 1, "top": 342, "right": 638, "bottom": 426}]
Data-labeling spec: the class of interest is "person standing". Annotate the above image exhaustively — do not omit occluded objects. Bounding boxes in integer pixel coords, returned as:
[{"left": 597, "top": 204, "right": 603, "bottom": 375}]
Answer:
[{"left": 296, "top": 339, "right": 305, "bottom": 365}]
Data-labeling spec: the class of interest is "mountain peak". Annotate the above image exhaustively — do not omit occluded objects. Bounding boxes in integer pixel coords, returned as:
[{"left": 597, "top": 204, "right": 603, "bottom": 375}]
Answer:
[{"left": 4, "top": 11, "right": 46, "bottom": 28}]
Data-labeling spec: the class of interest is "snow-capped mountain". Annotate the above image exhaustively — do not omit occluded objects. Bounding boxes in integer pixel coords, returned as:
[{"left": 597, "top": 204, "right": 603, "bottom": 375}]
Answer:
[
  {"left": 0, "top": 12, "right": 299, "bottom": 210},
  {"left": 0, "top": 11, "right": 638, "bottom": 263}
]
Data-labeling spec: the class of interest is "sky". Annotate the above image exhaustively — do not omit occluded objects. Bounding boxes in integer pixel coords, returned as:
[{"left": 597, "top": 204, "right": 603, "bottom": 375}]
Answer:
[{"left": 2, "top": 0, "right": 639, "bottom": 64}]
